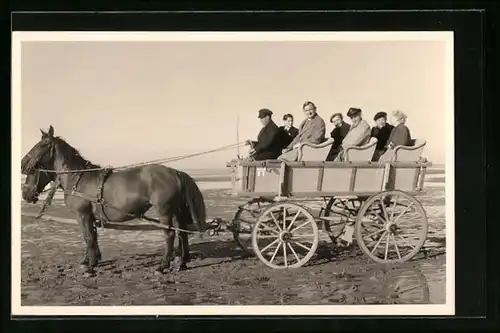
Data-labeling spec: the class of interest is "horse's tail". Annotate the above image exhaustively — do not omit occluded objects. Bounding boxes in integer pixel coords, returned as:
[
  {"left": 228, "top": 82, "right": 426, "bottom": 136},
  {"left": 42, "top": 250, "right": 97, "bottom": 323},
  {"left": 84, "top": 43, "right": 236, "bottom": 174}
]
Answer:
[{"left": 177, "top": 171, "right": 206, "bottom": 235}]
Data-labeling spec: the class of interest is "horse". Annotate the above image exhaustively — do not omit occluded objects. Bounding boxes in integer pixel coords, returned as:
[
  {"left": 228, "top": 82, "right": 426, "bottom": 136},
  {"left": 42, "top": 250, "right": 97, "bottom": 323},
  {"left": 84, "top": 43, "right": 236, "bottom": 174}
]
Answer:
[{"left": 21, "top": 125, "right": 206, "bottom": 276}]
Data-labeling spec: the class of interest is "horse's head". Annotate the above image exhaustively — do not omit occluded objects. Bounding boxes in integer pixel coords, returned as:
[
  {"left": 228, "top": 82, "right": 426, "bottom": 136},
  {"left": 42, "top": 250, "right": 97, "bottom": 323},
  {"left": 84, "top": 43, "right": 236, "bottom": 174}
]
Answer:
[
  {"left": 22, "top": 171, "right": 55, "bottom": 204},
  {"left": 21, "top": 125, "right": 58, "bottom": 203}
]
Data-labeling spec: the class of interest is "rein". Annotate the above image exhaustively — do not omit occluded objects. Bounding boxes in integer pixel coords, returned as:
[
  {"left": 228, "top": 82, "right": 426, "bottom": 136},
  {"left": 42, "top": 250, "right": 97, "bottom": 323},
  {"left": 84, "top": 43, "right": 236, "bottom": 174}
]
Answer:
[{"left": 34, "top": 142, "right": 245, "bottom": 174}]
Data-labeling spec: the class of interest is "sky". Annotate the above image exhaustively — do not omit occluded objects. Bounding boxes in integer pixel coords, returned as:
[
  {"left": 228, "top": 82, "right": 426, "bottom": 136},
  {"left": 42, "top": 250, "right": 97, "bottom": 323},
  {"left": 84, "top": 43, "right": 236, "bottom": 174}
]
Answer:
[{"left": 20, "top": 39, "right": 448, "bottom": 169}]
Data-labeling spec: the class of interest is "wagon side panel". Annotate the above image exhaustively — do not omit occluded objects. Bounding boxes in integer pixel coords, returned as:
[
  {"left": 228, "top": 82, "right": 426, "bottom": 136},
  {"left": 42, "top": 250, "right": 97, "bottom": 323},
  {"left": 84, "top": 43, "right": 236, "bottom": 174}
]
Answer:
[
  {"left": 353, "top": 168, "right": 386, "bottom": 192},
  {"left": 388, "top": 164, "right": 426, "bottom": 192}
]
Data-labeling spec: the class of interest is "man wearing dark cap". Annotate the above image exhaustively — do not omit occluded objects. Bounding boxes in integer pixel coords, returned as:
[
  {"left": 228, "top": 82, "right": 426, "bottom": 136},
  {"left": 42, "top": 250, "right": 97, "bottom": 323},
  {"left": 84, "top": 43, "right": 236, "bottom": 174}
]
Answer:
[
  {"left": 370, "top": 111, "right": 395, "bottom": 161},
  {"left": 245, "top": 108, "right": 281, "bottom": 161},
  {"left": 334, "top": 107, "right": 371, "bottom": 161}
]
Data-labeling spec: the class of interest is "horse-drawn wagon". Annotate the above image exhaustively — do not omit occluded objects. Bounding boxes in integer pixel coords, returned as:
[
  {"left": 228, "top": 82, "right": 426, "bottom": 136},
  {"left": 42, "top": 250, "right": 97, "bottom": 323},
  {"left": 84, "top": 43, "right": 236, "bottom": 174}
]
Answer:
[
  {"left": 226, "top": 138, "right": 430, "bottom": 269},
  {"left": 22, "top": 125, "right": 430, "bottom": 274}
]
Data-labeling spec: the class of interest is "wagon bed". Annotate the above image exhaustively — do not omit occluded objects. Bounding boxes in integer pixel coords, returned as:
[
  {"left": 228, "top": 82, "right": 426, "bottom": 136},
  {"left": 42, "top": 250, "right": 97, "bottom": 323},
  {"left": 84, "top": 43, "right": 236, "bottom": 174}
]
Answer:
[
  {"left": 225, "top": 158, "right": 432, "bottom": 269},
  {"left": 227, "top": 159, "right": 430, "bottom": 198}
]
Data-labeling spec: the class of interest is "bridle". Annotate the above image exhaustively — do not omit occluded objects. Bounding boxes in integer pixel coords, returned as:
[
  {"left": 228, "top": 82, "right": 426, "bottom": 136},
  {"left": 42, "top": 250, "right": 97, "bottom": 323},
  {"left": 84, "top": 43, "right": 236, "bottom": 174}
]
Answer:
[{"left": 22, "top": 141, "right": 57, "bottom": 196}]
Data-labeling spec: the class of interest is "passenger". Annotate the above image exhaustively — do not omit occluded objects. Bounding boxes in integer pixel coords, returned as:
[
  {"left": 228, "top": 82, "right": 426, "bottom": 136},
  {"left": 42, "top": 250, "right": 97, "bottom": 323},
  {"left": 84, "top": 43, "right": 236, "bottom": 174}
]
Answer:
[
  {"left": 277, "top": 101, "right": 326, "bottom": 162},
  {"left": 377, "top": 110, "right": 413, "bottom": 164},
  {"left": 370, "top": 111, "right": 395, "bottom": 162},
  {"left": 334, "top": 107, "right": 371, "bottom": 161},
  {"left": 300, "top": 112, "right": 350, "bottom": 161},
  {"left": 245, "top": 108, "right": 281, "bottom": 161},
  {"left": 277, "top": 113, "right": 299, "bottom": 150}
]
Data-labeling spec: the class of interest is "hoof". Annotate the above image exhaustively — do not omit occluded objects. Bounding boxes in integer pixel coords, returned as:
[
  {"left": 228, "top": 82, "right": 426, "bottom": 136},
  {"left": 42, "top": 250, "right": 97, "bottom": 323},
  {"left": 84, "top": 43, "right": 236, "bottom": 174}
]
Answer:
[
  {"left": 175, "top": 263, "right": 188, "bottom": 272},
  {"left": 83, "top": 271, "right": 96, "bottom": 278},
  {"left": 80, "top": 264, "right": 89, "bottom": 270},
  {"left": 155, "top": 267, "right": 170, "bottom": 275}
]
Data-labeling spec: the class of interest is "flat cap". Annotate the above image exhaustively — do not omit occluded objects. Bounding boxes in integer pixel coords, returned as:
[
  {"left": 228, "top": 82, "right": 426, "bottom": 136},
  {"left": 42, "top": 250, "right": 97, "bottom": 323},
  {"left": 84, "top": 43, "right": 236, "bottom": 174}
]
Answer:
[
  {"left": 258, "top": 108, "right": 273, "bottom": 118},
  {"left": 373, "top": 111, "right": 387, "bottom": 121},
  {"left": 346, "top": 107, "right": 362, "bottom": 118}
]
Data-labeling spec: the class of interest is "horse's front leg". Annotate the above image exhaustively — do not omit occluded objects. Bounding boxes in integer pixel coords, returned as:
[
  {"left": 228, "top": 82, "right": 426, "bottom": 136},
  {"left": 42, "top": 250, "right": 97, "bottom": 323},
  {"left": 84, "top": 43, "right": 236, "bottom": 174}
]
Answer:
[
  {"left": 156, "top": 214, "right": 175, "bottom": 274},
  {"left": 80, "top": 225, "right": 102, "bottom": 265},
  {"left": 76, "top": 211, "right": 99, "bottom": 275}
]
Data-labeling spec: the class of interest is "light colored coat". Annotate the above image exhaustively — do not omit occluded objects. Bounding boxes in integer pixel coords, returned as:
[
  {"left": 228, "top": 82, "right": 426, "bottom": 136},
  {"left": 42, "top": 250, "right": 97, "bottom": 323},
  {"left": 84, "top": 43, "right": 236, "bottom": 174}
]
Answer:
[
  {"left": 341, "top": 119, "right": 371, "bottom": 149},
  {"left": 286, "top": 114, "right": 326, "bottom": 149}
]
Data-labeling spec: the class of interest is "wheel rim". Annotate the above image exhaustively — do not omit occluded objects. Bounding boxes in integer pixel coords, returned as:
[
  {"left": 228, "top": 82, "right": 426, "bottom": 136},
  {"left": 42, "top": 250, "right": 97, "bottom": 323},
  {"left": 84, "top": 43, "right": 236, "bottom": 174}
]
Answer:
[
  {"left": 232, "top": 200, "right": 271, "bottom": 253},
  {"left": 355, "top": 190, "right": 428, "bottom": 264},
  {"left": 252, "top": 203, "right": 319, "bottom": 269}
]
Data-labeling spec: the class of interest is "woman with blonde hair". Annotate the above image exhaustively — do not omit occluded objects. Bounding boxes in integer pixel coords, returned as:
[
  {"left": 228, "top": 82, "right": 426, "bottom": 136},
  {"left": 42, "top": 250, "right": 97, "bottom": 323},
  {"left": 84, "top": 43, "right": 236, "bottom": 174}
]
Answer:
[
  {"left": 386, "top": 110, "right": 412, "bottom": 148},
  {"left": 377, "top": 110, "right": 413, "bottom": 163}
]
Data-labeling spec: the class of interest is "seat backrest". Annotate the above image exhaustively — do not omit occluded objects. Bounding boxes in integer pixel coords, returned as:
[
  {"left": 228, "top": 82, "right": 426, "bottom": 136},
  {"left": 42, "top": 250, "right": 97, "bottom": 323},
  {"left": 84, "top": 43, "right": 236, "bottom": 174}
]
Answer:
[
  {"left": 393, "top": 139, "right": 426, "bottom": 161},
  {"left": 297, "top": 139, "right": 332, "bottom": 161},
  {"left": 344, "top": 137, "right": 378, "bottom": 162}
]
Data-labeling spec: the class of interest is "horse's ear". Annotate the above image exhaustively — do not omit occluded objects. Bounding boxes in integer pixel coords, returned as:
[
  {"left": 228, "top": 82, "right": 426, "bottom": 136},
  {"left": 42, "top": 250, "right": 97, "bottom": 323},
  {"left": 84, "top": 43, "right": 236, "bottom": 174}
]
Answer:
[
  {"left": 47, "top": 125, "right": 54, "bottom": 138},
  {"left": 40, "top": 128, "right": 48, "bottom": 138}
]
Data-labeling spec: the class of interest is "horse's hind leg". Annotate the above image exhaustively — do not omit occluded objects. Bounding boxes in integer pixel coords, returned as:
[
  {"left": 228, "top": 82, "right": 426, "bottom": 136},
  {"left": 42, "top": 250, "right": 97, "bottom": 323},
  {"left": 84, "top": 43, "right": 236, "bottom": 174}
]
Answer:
[{"left": 177, "top": 230, "right": 190, "bottom": 272}]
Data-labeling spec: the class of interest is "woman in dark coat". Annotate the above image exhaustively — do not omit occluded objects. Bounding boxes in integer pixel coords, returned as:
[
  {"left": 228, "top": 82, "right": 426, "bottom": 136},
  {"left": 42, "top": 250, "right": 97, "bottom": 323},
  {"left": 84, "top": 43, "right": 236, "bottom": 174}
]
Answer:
[{"left": 378, "top": 110, "right": 413, "bottom": 164}]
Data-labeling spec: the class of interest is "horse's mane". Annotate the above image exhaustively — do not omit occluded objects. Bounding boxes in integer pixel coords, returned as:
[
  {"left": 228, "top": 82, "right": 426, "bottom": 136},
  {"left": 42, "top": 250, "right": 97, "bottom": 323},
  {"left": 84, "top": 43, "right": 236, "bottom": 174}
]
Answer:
[{"left": 54, "top": 136, "right": 101, "bottom": 169}]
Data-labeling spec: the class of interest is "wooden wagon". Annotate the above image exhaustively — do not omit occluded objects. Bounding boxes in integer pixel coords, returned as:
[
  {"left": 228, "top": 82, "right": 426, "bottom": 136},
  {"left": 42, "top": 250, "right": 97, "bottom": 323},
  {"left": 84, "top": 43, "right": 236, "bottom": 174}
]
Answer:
[{"left": 226, "top": 138, "right": 431, "bottom": 269}]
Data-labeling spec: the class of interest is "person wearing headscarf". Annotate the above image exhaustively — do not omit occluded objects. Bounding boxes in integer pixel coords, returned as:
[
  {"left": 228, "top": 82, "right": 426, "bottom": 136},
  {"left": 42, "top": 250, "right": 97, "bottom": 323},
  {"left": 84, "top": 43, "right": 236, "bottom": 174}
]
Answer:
[{"left": 370, "top": 111, "right": 395, "bottom": 161}]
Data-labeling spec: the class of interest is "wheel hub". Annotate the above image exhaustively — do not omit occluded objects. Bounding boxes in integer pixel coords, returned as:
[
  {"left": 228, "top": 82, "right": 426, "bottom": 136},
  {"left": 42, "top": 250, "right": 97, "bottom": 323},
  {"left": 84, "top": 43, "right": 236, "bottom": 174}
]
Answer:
[
  {"left": 386, "top": 222, "right": 398, "bottom": 234},
  {"left": 279, "top": 231, "right": 292, "bottom": 243}
]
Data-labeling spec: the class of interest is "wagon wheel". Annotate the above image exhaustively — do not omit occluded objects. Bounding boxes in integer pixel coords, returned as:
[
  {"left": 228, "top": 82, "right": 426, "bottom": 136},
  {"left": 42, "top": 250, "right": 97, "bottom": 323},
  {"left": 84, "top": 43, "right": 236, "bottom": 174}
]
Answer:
[
  {"left": 321, "top": 198, "right": 363, "bottom": 244},
  {"left": 230, "top": 198, "right": 273, "bottom": 253},
  {"left": 356, "top": 190, "right": 428, "bottom": 264},
  {"left": 252, "top": 203, "right": 319, "bottom": 269}
]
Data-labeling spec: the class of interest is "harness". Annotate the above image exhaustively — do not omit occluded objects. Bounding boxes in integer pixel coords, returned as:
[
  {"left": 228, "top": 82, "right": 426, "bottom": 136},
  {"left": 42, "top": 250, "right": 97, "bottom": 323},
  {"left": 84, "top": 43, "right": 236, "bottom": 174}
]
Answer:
[{"left": 71, "top": 166, "right": 113, "bottom": 229}]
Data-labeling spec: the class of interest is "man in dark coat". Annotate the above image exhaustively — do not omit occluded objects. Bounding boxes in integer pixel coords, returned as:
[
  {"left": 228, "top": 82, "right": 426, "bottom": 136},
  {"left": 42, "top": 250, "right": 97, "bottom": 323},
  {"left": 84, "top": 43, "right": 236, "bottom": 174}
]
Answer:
[
  {"left": 277, "top": 113, "right": 299, "bottom": 150},
  {"left": 246, "top": 108, "right": 281, "bottom": 161},
  {"left": 370, "top": 111, "right": 395, "bottom": 161}
]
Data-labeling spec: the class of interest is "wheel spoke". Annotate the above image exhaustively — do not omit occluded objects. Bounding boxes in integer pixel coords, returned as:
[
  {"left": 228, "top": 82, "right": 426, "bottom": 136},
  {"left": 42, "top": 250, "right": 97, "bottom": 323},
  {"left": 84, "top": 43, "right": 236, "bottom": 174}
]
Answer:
[
  {"left": 390, "top": 197, "right": 398, "bottom": 221},
  {"left": 397, "top": 234, "right": 416, "bottom": 250},
  {"left": 260, "top": 238, "right": 280, "bottom": 253},
  {"left": 257, "top": 226, "right": 280, "bottom": 235},
  {"left": 290, "top": 220, "right": 311, "bottom": 233},
  {"left": 380, "top": 198, "right": 390, "bottom": 223},
  {"left": 287, "top": 243, "right": 301, "bottom": 263},
  {"left": 364, "top": 228, "right": 385, "bottom": 239},
  {"left": 370, "top": 231, "right": 388, "bottom": 254},
  {"left": 396, "top": 216, "right": 421, "bottom": 226},
  {"left": 282, "top": 207, "right": 287, "bottom": 231},
  {"left": 392, "top": 233, "right": 402, "bottom": 260},
  {"left": 393, "top": 202, "right": 414, "bottom": 225},
  {"left": 269, "top": 242, "right": 282, "bottom": 263},
  {"left": 292, "top": 233, "right": 317, "bottom": 238},
  {"left": 286, "top": 210, "right": 302, "bottom": 231},
  {"left": 283, "top": 241, "right": 288, "bottom": 267},
  {"left": 384, "top": 233, "right": 390, "bottom": 260},
  {"left": 292, "top": 241, "right": 312, "bottom": 252},
  {"left": 269, "top": 212, "right": 283, "bottom": 232},
  {"left": 257, "top": 235, "right": 280, "bottom": 239}
]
